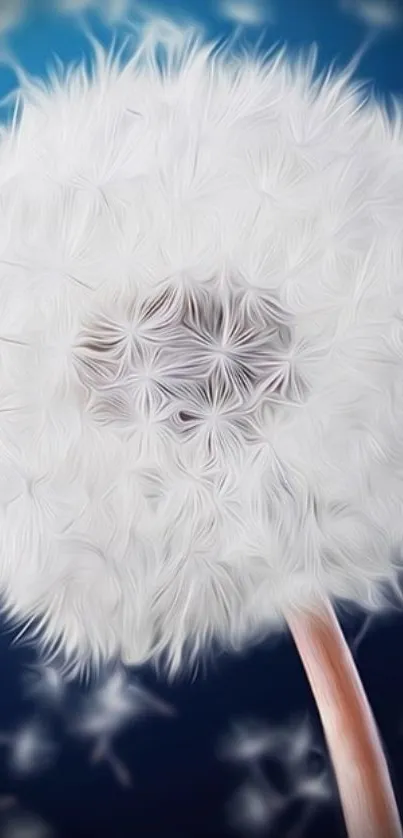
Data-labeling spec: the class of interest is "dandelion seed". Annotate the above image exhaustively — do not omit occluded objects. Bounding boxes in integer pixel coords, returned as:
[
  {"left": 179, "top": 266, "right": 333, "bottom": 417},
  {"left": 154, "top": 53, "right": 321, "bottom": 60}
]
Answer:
[
  {"left": 1, "top": 812, "right": 54, "bottom": 838},
  {"left": 351, "top": 613, "right": 376, "bottom": 655},
  {"left": 294, "top": 771, "right": 332, "bottom": 803},
  {"left": 0, "top": 720, "right": 56, "bottom": 777},
  {"left": 0, "top": 796, "right": 18, "bottom": 812},
  {"left": 90, "top": 739, "right": 132, "bottom": 787},
  {"left": 272, "top": 718, "right": 332, "bottom": 804},
  {"left": 23, "top": 664, "right": 66, "bottom": 709},
  {"left": 227, "top": 778, "right": 284, "bottom": 835},
  {"left": 71, "top": 669, "right": 173, "bottom": 787},
  {"left": 284, "top": 718, "right": 318, "bottom": 768},
  {"left": 72, "top": 669, "right": 174, "bottom": 742},
  {"left": 218, "top": 719, "right": 280, "bottom": 766}
]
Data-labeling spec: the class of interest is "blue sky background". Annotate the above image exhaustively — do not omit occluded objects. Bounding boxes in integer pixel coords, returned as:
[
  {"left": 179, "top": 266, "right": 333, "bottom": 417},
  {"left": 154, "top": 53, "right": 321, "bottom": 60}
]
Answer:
[
  {"left": 1, "top": 0, "right": 403, "bottom": 100},
  {"left": 0, "top": 2, "right": 402, "bottom": 837}
]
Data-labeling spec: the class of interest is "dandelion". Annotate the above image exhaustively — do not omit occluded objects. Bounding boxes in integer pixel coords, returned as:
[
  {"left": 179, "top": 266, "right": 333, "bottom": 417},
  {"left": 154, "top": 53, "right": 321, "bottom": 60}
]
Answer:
[{"left": 0, "top": 21, "right": 402, "bottom": 838}]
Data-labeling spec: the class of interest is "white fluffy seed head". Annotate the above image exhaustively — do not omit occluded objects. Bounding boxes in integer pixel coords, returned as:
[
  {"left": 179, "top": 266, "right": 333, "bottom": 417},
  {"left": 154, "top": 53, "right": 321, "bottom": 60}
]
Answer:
[{"left": 0, "top": 26, "right": 403, "bottom": 677}]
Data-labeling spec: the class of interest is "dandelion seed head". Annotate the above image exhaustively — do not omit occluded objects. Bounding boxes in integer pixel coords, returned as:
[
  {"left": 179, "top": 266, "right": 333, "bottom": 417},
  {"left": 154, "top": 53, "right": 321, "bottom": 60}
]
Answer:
[{"left": 1, "top": 23, "right": 403, "bottom": 677}]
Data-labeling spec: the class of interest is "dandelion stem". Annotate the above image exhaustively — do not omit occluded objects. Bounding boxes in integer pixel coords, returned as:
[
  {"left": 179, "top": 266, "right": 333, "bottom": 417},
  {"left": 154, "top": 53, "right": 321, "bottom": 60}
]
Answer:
[{"left": 286, "top": 597, "right": 402, "bottom": 838}]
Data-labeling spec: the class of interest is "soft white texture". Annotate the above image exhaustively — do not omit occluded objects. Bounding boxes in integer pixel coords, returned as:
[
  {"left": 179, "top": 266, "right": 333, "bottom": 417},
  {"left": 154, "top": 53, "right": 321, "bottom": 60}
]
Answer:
[{"left": 0, "top": 29, "right": 402, "bottom": 676}]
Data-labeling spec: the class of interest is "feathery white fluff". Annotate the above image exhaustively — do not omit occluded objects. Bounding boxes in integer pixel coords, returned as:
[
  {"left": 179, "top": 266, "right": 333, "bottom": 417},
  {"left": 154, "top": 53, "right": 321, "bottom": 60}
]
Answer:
[{"left": 0, "top": 28, "right": 402, "bottom": 676}]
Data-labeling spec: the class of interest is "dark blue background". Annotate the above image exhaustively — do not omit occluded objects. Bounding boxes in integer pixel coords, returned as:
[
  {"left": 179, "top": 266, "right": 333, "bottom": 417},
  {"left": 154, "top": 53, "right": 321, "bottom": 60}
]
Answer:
[{"left": 0, "top": 2, "right": 402, "bottom": 836}]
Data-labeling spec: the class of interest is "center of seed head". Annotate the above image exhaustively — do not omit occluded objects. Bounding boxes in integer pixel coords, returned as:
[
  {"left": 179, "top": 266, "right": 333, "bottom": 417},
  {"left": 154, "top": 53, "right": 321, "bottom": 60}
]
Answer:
[{"left": 74, "top": 282, "right": 300, "bottom": 444}]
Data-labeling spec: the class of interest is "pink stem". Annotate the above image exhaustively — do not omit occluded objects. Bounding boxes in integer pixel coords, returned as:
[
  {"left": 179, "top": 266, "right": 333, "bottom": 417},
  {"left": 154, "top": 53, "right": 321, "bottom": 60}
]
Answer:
[{"left": 286, "top": 598, "right": 402, "bottom": 838}]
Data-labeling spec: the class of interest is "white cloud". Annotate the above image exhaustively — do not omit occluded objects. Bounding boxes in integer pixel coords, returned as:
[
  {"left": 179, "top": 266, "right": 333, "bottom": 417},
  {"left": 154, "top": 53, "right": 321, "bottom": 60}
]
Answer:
[
  {"left": 220, "top": 0, "right": 274, "bottom": 25},
  {"left": 56, "top": 0, "right": 131, "bottom": 23},
  {"left": 0, "top": 0, "right": 134, "bottom": 31},
  {"left": 340, "top": 0, "right": 402, "bottom": 28},
  {"left": 0, "top": 0, "right": 26, "bottom": 35}
]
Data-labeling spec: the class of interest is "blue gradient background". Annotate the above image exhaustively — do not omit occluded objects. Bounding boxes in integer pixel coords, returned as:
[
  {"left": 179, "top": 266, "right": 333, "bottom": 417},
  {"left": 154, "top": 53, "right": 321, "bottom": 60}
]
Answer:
[{"left": 0, "top": 2, "right": 402, "bottom": 837}]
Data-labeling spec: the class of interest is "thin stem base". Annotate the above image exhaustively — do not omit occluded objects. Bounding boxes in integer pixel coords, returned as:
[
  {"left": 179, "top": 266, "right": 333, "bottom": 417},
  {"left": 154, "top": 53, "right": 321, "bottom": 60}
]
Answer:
[{"left": 287, "top": 599, "right": 402, "bottom": 838}]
